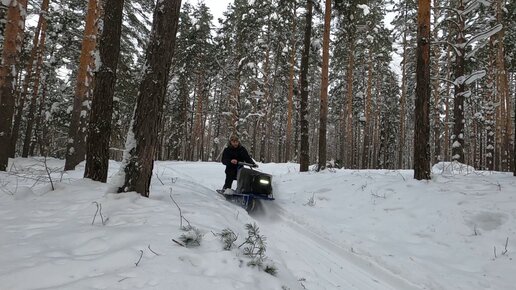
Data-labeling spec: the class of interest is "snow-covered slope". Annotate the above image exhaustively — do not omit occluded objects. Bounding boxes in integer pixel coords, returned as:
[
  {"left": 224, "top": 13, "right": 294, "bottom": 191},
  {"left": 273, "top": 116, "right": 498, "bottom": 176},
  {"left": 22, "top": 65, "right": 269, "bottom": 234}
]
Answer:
[{"left": 1, "top": 158, "right": 515, "bottom": 289}]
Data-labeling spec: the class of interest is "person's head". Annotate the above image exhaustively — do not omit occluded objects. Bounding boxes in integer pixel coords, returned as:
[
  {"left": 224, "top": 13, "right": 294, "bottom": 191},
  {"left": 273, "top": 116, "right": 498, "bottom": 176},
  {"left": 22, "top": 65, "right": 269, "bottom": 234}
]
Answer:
[{"left": 229, "top": 135, "right": 240, "bottom": 148}]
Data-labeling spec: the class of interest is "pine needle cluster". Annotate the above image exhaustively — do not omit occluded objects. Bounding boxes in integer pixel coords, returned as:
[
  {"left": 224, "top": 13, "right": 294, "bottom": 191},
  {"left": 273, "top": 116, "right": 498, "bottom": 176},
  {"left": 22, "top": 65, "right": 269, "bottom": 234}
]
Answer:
[
  {"left": 179, "top": 227, "right": 203, "bottom": 248},
  {"left": 216, "top": 228, "right": 238, "bottom": 250},
  {"left": 239, "top": 223, "right": 277, "bottom": 276}
]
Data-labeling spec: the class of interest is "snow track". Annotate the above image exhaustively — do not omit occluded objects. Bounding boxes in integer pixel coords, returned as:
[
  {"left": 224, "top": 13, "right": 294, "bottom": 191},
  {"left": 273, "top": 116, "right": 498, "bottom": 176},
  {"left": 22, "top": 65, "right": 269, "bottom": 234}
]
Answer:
[{"left": 255, "top": 204, "right": 423, "bottom": 290}]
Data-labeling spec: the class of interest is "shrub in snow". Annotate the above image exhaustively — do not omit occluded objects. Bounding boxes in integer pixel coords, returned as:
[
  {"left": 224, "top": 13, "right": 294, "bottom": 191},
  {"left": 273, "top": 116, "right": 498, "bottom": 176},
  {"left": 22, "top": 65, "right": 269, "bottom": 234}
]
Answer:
[
  {"left": 178, "top": 227, "right": 203, "bottom": 248},
  {"left": 239, "top": 223, "right": 277, "bottom": 276},
  {"left": 432, "top": 161, "right": 475, "bottom": 175}
]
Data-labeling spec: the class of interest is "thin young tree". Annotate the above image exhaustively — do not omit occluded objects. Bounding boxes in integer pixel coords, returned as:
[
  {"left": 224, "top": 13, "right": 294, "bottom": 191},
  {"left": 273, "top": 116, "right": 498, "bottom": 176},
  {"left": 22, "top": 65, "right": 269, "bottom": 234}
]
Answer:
[
  {"left": 413, "top": 0, "right": 431, "bottom": 180},
  {"left": 317, "top": 0, "right": 331, "bottom": 171},
  {"left": 0, "top": 0, "right": 28, "bottom": 171},
  {"left": 84, "top": 0, "right": 125, "bottom": 182},
  {"left": 119, "top": 0, "right": 182, "bottom": 196},
  {"left": 64, "top": 0, "right": 98, "bottom": 170},
  {"left": 299, "top": 0, "right": 313, "bottom": 172}
]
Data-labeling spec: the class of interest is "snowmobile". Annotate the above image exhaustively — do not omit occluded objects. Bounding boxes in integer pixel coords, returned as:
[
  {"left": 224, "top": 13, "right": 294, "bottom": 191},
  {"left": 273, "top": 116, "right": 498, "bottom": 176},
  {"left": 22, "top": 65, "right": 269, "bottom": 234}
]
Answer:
[{"left": 217, "top": 162, "right": 274, "bottom": 212}]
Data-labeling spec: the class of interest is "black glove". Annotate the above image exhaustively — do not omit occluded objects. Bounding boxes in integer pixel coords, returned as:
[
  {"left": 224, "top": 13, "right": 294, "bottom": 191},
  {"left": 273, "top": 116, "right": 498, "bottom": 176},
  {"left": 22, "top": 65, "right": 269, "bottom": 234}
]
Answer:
[{"left": 252, "top": 164, "right": 259, "bottom": 168}]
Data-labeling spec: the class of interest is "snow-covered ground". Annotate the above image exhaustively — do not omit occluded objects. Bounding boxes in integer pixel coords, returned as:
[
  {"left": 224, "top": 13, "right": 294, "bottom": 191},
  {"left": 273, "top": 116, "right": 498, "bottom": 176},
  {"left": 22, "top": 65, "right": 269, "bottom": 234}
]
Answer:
[{"left": 1, "top": 158, "right": 515, "bottom": 290}]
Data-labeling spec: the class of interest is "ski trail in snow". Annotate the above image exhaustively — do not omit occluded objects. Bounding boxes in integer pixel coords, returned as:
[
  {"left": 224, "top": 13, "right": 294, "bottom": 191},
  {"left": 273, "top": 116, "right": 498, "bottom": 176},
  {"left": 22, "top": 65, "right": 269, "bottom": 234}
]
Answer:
[{"left": 257, "top": 209, "right": 424, "bottom": 290}]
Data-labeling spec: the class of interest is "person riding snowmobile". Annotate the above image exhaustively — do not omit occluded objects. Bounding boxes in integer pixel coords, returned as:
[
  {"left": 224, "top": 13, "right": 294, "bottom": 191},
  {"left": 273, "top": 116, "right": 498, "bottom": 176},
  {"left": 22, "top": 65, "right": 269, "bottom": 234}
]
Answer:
[{"left": 221, "top": 135, "right": 257, "bottom": 192}]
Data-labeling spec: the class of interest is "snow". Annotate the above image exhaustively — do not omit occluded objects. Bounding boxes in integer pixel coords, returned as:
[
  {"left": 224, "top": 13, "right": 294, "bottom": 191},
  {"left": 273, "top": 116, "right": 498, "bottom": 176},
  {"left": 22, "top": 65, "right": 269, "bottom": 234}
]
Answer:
[
  {"left": 464, "top": 70, "right": 487, "bottom": 85},
  {"left": 452, "top": 140, "right": 462, "bottom": 148},
  {"left": 357, "top": 4, "right": 370, "bottom": 16},
  {"left": 93, "top": 49, "right": 102, "bottom": 72},
  {"left": 1, "top": 158, "right": 515, "bottom": 290}
]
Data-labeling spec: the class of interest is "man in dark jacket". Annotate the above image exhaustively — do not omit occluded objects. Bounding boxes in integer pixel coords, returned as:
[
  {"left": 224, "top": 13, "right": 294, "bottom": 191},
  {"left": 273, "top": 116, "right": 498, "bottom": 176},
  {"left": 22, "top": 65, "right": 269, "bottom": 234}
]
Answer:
[{"left": 221, "top": 135, "right": 257, "bottom": 191}]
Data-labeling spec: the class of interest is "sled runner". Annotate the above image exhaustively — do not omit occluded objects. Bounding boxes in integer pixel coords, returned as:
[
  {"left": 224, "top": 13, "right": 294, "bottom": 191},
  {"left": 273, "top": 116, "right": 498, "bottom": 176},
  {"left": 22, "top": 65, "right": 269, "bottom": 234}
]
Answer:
[{"left": 217, "top": 162, "right": 274, "bottom": 212}]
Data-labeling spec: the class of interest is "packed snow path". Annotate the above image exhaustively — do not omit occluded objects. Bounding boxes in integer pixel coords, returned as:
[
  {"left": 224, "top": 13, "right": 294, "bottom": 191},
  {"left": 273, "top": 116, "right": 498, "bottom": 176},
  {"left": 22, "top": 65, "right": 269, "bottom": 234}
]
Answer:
[{"left": 1, "top": 158, "right": 515, "bottom": 289}]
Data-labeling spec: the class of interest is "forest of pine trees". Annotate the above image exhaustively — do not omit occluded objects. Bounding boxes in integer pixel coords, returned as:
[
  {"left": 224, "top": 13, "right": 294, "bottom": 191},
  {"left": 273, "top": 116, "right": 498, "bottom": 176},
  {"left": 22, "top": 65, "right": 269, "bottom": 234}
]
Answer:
[{"left": 0, "top": 0, "right": 514, "bottom": 195}]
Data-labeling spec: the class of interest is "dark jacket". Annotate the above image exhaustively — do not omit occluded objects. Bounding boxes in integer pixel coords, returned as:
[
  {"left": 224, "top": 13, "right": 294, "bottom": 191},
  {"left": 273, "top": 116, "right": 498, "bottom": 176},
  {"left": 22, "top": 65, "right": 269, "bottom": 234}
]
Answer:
[{"left": 221, "top": 144, "right": 255, "bottom": 176}]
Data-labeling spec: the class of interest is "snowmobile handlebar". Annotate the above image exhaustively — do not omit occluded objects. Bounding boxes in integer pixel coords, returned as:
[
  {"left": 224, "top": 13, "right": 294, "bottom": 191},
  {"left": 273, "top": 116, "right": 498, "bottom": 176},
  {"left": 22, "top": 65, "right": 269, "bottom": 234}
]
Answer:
[{"left": 238, "top": 161, "right": 259, "bottom": 168}]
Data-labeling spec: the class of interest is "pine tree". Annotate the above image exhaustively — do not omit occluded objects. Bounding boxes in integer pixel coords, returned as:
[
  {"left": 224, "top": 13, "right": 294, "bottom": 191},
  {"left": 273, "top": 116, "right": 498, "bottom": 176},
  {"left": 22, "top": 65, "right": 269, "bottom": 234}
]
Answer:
[
  {"left": 64, "top": 0, "right": 99, "bottom": 170},
  {"left": 9, "top": 0, "right": 49, "bottom": 158},
  {"left": 390, "top": 0, "right": 417, "bottom": 169},
  {"left": 317, "top": 0, "right": 331, "bottom": 171},
  {"left": 21, "top": 0, "right": 50, "bottom": 157},
  {"left": 299, "top": 0, "right": 313, "bottom": 172},
  {"left": 84, "top": 0, "right": 125, "bottom": 182},
  {"left": 0, "top": 0, "right": 28, "bottom": 171},
  {"left": 119, "top": 0, "right": 182, "bottom": 197},
  {"left": 414, "top": 0, "right": 431, "bottom": 180}
]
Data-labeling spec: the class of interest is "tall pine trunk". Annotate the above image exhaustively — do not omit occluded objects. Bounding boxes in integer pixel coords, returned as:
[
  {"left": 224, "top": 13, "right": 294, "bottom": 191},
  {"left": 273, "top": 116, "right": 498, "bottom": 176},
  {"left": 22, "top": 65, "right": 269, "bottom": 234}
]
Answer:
[
  {"left": 414, "top": 0, "right": 431, "bottom": 180},
  {"left": 494, "top": 0, "right": 512, "bottom": 171},
  {"left": 0, "top": 0, "right": 28, "bottom": 171},
  {"left": 22, "top": 9, "right": 48, "bottom": 157},
  {"left": 362, "top": 53, "right": 373, "bottom": 169},
  {"left": 10, "top": 0, "right": 49, "bottom": 158},
  {"left": 299, "top": 0, "right": 313, "bottom": 172},
  {"left": 119, "top": 0, "right": 181, "bottom": 197},
  {"left": 64, "top": 0, "right": 98, "bottom": 170},
  {"left": 398, "top": 9, "right": 408, "bottom": 169},
  {"left": 443, "top": 44, "right": 452, "bottom": 161},
  {"left": 431, "top": 0, "right": 441, "bottom": 165},
  {"left": 317, "top": 0, "right": 330, "bottom": 171},
  {"left": 452, "top": 0, "right": 466, "bottom": 163},
  {"left": 285, "top": 3, "right": 296, "bottom": 163},
  {"left": 84, "top": 0, "right": 124, "bottom": 182},
  {"left": 486, "top": 39, "right": 496, "bottom": 170}
]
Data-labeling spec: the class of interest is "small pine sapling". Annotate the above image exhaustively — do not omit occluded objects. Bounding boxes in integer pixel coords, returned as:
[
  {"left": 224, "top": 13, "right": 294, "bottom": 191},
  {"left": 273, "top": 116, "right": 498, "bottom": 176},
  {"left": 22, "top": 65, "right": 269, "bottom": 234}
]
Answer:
[
  {"left": 216, "top": 228, "right": 238, "bottom": 250},
  {"left": 264, "top": 264, "right": 278, "bottom": 276},
  {"left": 239, "top": 223, "right": 273, "bottom": 273},
  {"left": 178, "top": 227, "right": 203, "bottom": 248}
]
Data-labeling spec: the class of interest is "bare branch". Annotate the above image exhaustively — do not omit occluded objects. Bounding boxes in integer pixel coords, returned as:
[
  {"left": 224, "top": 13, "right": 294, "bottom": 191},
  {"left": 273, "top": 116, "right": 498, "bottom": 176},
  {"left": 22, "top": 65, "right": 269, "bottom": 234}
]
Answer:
[
  {"left": 148, "top": 244, "right": 161, "bottom": 256},
  {"left": 172, "top": 239, "right": 185, "bottom": 247},
  {"left": 91, "top": 202, "right": 109, "bottom": 225},
  {"left": 502, "top": 237, "right": 509, "bottom": 255},
  {"left": 135, "top": 250, "right": 144, "bottom": 266},
  {"left": 169, "top": 191, "right": 191, "bottom": 230}
]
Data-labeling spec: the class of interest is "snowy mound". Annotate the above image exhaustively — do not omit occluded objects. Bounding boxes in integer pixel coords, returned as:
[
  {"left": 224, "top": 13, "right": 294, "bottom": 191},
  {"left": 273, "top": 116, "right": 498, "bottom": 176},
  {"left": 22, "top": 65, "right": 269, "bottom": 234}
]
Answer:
[{"left": 432, "top": 161, "right": 475, "bottom": 175}]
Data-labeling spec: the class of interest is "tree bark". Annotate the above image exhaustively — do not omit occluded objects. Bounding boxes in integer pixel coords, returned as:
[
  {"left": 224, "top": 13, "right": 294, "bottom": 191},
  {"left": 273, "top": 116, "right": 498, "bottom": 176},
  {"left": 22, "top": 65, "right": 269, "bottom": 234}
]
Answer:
[
  {"left": 414, "top": 0, "right": 431, "bottom": 180},
  {"left": 64, "top": 0, "right": 98, "bottom": 170},
  {"left": 84, "top": 0, "right": 124, "bottom": 182},
  {"left": 120, "top": 0, "right": 182, "bottom": 196},
  {"left": 0, "top": 0, "right": 28, "bottom": 171},
  {"left": 299, "top": 0, "right": 312, "bottom": 172},
  {"left": 317, "top": 0, "right": 331, "bottom": 171}
]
